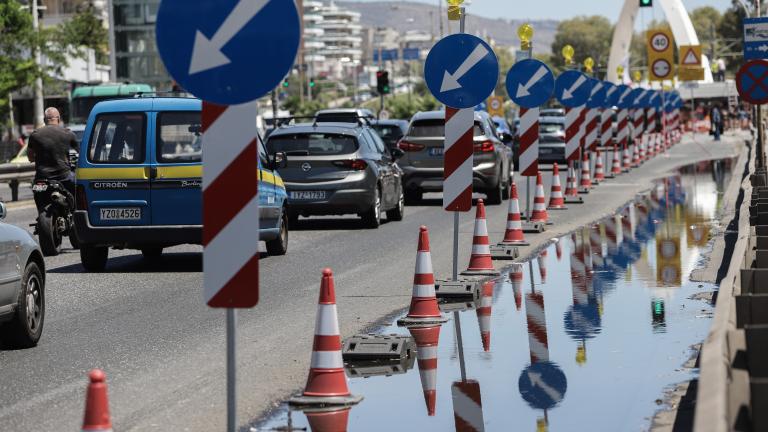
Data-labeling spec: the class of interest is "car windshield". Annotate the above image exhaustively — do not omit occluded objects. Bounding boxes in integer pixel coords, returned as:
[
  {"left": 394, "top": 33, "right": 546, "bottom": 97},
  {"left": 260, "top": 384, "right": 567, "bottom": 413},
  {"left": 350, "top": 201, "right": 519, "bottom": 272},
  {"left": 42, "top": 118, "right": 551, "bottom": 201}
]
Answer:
[
  {"left": 540, "top": 122, "right": 564, "bottom": 134},
  {"left": 408, "top": 119, "right": 484, "bottom": 137},
  {"left": 267, "top": 133, "right": 358, "bottom": 156}
]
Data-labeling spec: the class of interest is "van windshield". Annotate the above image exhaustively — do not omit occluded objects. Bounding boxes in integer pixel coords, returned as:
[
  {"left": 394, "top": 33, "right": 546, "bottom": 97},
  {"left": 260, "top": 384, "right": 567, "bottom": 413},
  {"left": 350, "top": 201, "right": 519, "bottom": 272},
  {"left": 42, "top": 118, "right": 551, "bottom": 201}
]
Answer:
[{"left": 267, "top": 133, "right": 358, "bottom": 156}]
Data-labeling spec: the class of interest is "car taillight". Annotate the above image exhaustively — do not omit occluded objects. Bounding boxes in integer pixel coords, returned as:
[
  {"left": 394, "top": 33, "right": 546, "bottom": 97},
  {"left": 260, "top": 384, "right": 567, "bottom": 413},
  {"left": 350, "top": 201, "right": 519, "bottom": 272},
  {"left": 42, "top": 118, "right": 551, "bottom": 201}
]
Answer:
[
  {"left": 76, "top": 184, "right": 87, "bottom": 210},
  {"left": 333, "top": 159, "right": 367, "bottom": 170},
  {"left": 473, "top": 140, "right": 494, "bottom": 153},
  {"left": 398, "top": 140, "right": 425, "bottom": 152}
]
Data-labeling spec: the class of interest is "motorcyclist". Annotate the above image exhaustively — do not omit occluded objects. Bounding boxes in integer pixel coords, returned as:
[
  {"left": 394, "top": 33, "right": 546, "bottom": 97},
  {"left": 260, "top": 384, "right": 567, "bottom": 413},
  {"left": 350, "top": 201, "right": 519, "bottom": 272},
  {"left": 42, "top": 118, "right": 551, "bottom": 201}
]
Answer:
[{"left": 27, "top": 107, "right": 78, "bottom": 211}]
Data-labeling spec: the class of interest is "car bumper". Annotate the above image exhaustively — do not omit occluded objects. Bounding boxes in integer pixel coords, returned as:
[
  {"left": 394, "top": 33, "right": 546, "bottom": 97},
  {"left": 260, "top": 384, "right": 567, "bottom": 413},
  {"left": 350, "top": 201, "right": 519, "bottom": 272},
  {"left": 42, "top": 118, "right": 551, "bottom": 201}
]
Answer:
[{"left": 402, "top": 162, "right": 500, "bottom": 192}]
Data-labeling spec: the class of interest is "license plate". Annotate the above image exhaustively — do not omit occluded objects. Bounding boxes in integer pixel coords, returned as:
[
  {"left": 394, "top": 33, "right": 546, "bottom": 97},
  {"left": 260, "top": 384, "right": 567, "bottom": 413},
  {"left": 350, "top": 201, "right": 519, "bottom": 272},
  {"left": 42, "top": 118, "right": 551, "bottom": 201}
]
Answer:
[
  {"left": 290, "top": 191, "right": 327, "bottom": 200},
  {"left": 99, "top": 207, "right": 141, "bottom": 220},
  {"left": 428, "top": 147, "right": 443, "bottom": 156},
  {"left": 32, "top": 184, "right": 47, "bottom": 192}
]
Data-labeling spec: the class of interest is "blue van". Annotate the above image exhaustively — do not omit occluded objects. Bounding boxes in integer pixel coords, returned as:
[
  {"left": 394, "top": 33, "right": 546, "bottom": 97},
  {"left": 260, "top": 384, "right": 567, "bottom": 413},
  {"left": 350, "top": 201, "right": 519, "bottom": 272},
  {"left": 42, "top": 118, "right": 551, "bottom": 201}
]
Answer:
[{"left": 74, "top": 96, "right": 288, "bottom": 271}]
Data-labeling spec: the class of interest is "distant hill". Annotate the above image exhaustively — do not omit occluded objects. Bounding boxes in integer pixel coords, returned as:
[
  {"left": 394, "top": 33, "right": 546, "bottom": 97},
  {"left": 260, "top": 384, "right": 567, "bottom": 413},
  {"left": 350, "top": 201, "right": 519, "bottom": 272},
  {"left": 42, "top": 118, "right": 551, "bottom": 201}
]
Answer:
[{"left": 337, "top": 1, "right": 559, "bottom": 53}]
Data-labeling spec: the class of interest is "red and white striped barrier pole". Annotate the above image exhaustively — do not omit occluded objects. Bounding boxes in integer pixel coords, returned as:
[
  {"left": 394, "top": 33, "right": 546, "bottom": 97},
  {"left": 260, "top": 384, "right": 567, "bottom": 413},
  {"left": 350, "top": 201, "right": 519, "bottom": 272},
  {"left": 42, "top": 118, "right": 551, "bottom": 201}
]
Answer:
[{"left": 518, "top": 107, "right": 539, "bottom": 221}]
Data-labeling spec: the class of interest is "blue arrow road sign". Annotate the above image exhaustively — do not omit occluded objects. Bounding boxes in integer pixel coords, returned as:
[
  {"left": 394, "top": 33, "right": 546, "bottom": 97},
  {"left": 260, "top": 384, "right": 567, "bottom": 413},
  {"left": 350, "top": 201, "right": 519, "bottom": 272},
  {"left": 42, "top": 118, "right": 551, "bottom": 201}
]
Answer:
[
  {"left": 616, "top": 85, "right": 633, "bottom": 109},
  {"left": 505, "top": 59, "right": 554, "bottom": 108},
  {"left": 425, "top": 34, "right": 499, "bottom": 109},
  {"left": 156, "top": 0, "right": 300, "bottom": 105},
  {"left": 603, "top": 82, "right": 620, "bottom": 108},
  {"left": 555, "top": 70, "right": 592, "bottom": 107},
  {"left": 518, "top": 361, "right": 568, "bottom": 410},
  {"left": 743, "top": 18, "right": 768, "bottom": 60},
  {"left": 586, "top": 79, "right": 607, "bottom": 109}
]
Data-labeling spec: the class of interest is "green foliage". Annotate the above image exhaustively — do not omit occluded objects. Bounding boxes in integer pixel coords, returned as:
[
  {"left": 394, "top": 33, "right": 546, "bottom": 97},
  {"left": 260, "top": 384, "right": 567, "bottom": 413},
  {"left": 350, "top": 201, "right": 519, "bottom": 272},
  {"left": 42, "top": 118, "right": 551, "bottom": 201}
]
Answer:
[
  {"left": 550, "top": 16, "right": 613, "bottom": 70},
  {"left": 57, "top": 4, "right": 109, "bottom": 64}
]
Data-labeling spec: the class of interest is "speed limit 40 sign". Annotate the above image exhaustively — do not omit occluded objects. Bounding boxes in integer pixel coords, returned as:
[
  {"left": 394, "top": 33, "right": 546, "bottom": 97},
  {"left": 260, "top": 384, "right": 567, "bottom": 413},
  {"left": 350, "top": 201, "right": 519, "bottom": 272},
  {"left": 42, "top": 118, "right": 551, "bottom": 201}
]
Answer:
[{"left": 647, "top": 28, "right": 675, "bottom": 81}]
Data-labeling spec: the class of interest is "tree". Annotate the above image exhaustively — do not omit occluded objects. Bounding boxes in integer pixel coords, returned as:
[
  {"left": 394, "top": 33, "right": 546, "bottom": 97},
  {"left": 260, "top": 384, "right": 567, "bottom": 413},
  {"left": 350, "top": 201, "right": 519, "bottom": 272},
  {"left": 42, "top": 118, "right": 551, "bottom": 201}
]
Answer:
[
  {"left": 57, "top": 3, "right": 109, "bottom": 64},
  {"left": 550, "top": 16, "right": 613, "bottom": 70}
]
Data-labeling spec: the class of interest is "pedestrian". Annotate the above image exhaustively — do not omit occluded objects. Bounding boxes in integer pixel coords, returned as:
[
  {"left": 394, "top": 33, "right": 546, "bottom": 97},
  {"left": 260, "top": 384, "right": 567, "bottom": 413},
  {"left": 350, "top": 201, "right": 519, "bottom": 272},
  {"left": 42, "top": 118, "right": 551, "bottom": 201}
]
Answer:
[{"left": 711, "top": 104, "right": 722, "bottom": 141}]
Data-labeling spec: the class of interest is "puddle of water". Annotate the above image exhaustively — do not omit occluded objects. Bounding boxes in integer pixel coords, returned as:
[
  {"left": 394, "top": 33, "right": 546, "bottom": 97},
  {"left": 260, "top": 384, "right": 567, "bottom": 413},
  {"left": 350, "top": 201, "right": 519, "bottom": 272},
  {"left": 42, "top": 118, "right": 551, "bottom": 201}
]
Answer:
[{"left": 256, "top": 159, "right": 733, "bottom": 432}]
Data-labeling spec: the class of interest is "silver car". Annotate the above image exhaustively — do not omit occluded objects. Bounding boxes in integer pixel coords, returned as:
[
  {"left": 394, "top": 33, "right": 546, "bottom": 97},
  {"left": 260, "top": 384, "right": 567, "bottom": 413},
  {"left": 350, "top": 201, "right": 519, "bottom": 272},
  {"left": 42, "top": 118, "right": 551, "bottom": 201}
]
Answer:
[
  {"left": 397, "top": 110, "right": 513, "bottom": 205},
  {"left": 0, "top": 203, "right": 46, "bottom": 348}
]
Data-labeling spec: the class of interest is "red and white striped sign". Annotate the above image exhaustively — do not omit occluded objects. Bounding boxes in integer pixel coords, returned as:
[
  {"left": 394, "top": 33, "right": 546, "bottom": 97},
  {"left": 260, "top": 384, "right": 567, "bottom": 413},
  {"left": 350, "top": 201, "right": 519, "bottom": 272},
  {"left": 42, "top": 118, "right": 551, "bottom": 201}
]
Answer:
[
  {"left": 202, "top": 102, "right": 260, "bottom": 308},
  {"left": 444, "top": 107, "right": 474, "bottom": 211},
  {"left": 565, "top": 106, "right": 583, "bottom": 161},
  {"left": 452, "top": 380, "right": 485, "bottom": 432},
  {"left": 518, "top": 107, "right": 539, "bottom": 176}
]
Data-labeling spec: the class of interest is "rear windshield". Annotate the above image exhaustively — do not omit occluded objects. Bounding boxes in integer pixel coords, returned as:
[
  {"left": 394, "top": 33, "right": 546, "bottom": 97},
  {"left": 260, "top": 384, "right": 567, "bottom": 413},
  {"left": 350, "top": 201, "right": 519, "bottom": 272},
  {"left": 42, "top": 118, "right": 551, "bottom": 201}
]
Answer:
[
  {"left": 540, "top": 122, "right": 564, "bottom": 134},
  {"left": 157, "top": 111, "right": 202, "bottom": 163},
  {"left": 267, "top": 133, "right": 358, "bottom": 156},
  {"left": 408, "top": 120, "right": 484, "bottom": 137},
  {"left": 87, "top": 112, "right": 145, "bottom": 163}
]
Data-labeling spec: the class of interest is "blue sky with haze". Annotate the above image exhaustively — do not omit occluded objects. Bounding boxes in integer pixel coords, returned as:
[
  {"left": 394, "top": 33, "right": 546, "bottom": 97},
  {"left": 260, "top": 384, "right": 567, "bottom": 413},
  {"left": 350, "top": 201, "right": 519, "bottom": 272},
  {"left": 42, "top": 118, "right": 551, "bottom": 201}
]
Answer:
[{"left": 355, "top": 0, "right": 734, "bottom": 21}]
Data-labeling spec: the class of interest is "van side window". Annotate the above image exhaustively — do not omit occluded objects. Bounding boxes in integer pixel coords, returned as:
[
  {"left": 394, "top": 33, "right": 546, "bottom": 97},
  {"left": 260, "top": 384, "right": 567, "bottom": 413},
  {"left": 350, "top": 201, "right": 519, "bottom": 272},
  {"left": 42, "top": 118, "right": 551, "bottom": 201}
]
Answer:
[
  {"left": 157, "top": 111, "right": 202, "bottom": 163},
  {"left": 88, "top": 113, "right": 146, "bottom": 163}
]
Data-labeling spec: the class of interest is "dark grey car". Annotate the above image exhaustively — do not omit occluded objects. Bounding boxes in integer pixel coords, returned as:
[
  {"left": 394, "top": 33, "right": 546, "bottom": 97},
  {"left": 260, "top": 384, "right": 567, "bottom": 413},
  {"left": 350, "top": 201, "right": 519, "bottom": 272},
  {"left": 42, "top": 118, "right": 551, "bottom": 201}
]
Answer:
[
  {"left": 266, "top": 123, "right": 405, "bottom": 228},
  {"left": 397, "top": 110, "right": 513, "bottom": 205}
]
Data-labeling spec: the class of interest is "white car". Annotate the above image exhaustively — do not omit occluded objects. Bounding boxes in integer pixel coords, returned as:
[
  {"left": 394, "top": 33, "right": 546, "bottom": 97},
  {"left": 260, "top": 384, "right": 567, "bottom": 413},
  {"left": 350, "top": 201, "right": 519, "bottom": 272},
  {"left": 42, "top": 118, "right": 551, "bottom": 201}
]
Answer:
[{"left": 0, "top": 203, "right": 46, "bottom": 348}]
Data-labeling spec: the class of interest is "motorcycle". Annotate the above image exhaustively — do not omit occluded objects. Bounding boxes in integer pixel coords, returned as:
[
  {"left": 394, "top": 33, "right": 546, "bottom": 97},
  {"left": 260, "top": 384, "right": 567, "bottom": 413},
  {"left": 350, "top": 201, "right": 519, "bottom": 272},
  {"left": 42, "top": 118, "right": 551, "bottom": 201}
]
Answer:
[{"left": 32, "top": 150, "right": 79, "bottom": 256}]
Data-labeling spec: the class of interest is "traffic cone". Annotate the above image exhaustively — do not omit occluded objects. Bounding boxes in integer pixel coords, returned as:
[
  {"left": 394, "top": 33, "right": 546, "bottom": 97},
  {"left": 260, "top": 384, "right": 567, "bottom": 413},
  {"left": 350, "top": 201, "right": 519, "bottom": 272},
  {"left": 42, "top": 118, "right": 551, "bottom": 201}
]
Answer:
[
  {"left": 594, "top": 149, "right": 605, "bottom": 183},
  {"left": 565, "top": 161, "right": 579, "bottom": 196},
  {"left": 501, "top": 181, "right": 529, "bottom": 245},
  {"left": 398, "top": 226, "right": 447, "bottom": 326},
  {"left": 510, "top": 263, "right": 523, "bottom": 311},
  {"left": 82, "top": 369, "right": 112, "bottom": 432},
  {"left": 529, "top": 172, "right": 549, "bottom": 224},
  {"left": 611, "top": 144, "right": 622, "bottom": 175},
  {"left": 462, "top": 199, "right": 500, "bottom": 276},
  {"left": 579, "top": 151, "right": 592, "bottom": 192},
  {"left": 622, "top": 143, "right": 631, "bottom": 172},
  {"left": 547, "top": 163, "right": 567, "bottom": 210},
  {"left": 290, "top": 269, "right": 362, "bottom": 407},
  {"left": 475, "top": 281, "right": 493, "bottom": 352},
  {"left": 409, "top": 325, "right": 441, "bottom": 416},
  {"left": 303, "top": 407, "right": 351, "bottom": 432}
]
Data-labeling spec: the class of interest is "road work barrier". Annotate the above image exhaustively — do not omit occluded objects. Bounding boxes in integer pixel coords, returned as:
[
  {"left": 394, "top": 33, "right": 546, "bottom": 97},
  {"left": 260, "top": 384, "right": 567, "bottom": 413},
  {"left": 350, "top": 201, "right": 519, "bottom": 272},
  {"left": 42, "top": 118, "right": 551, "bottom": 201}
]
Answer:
[{"left": 81, "top": 369, "right": 113, "bottom": 432}]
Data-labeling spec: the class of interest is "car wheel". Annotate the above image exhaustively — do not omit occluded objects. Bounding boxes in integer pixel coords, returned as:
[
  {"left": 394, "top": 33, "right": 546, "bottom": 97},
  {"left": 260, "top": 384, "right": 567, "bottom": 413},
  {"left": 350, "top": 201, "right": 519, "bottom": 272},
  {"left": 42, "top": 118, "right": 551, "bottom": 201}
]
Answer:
[
  {"left": 80, "top": 245, "right": 108, "bottom": 272},
  {"left": 0, "top": 262, "right": 44, "bottom": 348},
  {"left": 404, "top": 189, "right": 422, "bottom": 205},
  {"left": 141, "top": 247, "right": 163, "bottom": 260},
  {"left": 37, "top": 212, "right": 61, "bottom": 256},
  {"left": 386, "top": 189, "right": 405, "bottom": 221},
  {"left": 266, "top": 210, "right": 289, "bottom": 256},
  {"left": 361, "top": 187, "right": 381, "bottom": 228}
]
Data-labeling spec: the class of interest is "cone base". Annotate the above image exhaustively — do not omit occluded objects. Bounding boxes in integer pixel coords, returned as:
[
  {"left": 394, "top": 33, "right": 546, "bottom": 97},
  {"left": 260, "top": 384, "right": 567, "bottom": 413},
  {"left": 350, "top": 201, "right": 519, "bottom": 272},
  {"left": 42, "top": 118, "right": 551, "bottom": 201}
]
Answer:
[
  {"left": 564, "top": 196, "right": 584, "bottom": 204},
  {"left": 461, "top": 268, "right": 501, "bottom": 276},
  {"left": 397, "top": 315, "right": 449, "bottom": 326},
  {"left": 289, "top": 393, "right": 363, "bottom": 408}
]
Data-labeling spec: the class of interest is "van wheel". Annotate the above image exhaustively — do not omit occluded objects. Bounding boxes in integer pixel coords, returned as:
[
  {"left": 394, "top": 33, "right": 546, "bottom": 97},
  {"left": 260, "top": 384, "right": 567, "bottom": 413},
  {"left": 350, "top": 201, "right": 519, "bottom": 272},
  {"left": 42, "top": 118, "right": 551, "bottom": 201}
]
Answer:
[
  {"left": 0, "top": 262, "right": 44, "bottom": 348},
  {"left": 141, "top": 248, "right": 163, "bottom": 260},
  {"left": 80, "top": 245, "right": 108, "bottom": 272},
  {"left": 266, "top": 211, "right": 288, "bottom": 256}
]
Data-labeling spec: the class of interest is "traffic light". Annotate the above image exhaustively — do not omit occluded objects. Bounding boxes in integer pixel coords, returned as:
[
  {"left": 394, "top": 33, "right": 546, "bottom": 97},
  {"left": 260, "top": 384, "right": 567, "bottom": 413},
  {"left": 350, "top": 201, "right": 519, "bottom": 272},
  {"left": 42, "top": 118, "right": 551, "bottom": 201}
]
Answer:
[
  {"left": 639, "top": 0, "right": 652, "bottom": 7},
  {"left": 376, "top": 70, "right": 390, "bottom": 95},
  {"left": 282, "top": 78, "right": 289, "bottom": 88}
]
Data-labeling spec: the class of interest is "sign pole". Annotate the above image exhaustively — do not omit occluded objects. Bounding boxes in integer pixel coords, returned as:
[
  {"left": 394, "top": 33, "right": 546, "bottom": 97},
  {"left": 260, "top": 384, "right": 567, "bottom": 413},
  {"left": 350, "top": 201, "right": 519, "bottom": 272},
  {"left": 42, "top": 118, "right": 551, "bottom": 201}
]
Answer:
[{"left": 226, "top": 309, "right": 236, "bottom": 432}]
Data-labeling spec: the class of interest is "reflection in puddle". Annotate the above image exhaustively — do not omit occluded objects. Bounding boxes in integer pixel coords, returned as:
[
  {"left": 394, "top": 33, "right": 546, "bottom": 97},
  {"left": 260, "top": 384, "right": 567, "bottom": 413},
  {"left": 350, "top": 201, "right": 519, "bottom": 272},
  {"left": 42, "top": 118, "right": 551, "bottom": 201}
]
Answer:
[{"left": 256, "top": 159, "right": 732, "bottom": 431}]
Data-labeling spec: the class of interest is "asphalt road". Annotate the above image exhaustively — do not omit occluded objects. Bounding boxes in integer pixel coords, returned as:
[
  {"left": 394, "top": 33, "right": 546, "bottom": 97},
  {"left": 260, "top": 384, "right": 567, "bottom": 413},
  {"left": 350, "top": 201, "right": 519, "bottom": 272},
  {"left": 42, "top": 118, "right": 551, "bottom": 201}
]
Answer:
[{"left": 0, "top": 132, "right": 747, "bottom": 431}]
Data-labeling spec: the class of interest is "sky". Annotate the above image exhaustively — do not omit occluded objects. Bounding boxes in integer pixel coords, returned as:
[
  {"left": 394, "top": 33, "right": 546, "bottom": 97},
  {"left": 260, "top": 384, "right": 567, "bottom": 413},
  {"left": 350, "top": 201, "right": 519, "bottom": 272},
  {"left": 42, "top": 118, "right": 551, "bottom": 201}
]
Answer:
[{"left": 356, "top": 0, "right": 735, "bottom": 21}]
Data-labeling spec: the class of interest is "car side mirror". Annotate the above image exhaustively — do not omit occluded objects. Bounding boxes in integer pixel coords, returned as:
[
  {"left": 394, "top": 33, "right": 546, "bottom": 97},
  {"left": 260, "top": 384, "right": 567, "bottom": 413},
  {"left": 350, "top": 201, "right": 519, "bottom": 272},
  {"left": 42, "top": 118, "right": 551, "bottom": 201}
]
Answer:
[
  {"left": 270, "top": 151, "right": 288, "bottom": 170},
  {"left": 0, "top": 202, "right": 7, "bottom": 220},
  {"left": 390, "top": 148, "right": 405, "bottom": 160}
]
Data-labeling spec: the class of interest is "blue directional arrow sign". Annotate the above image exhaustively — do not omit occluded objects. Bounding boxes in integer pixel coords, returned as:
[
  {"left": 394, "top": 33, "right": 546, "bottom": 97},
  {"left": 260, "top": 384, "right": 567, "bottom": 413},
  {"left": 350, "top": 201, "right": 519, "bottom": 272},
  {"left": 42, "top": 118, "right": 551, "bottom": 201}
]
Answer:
[
  {"left": 505, "top": 59, "right": 554, "bottom": 108},
  {"left": 616, "top": 85, "right": 633, "bottom": 109},
  {"left": 518, "top": 361, "right": 568, "bottom": 410},
  {"left": 555, "top": 70, "right": 591, "bottom": 107},
  {"left": 425, "top": 34, "right": 499, "bottom": 108},
  {"left": 586, "top": 79, "right": 607, "bottom": 109},
  {"left": 156, "top": 0, "right": 300, "bottom": 105},
  {"left": 603, "top": 82, "right": 620, "bottom": 108}
]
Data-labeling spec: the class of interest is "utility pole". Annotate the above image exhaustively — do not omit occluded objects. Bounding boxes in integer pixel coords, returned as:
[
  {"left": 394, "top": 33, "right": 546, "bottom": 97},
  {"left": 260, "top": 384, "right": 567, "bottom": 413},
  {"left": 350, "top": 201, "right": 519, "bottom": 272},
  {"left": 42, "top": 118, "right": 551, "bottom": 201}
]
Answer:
[{"left": 31, "top": 0, "right": 45, "bottom": 129}]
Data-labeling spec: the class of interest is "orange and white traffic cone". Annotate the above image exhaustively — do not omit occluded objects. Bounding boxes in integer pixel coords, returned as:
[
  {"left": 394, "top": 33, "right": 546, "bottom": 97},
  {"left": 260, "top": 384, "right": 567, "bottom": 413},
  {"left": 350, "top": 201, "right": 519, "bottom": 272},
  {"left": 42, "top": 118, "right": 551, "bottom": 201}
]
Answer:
[
  {"left": 409, "top": 325, "right": 441, "bottom": 416},
  {"left": 579, "top": 151, "right": 592, "bottom": 192},
  {"left": 462, "top": 199, "right": 500, "bottom": 276},
  {"left": 529, "top": 172, "right": 549, "bottom": 224},
  {"left": 82, "top": 369, "right": 112, "bottom": 432},
  {"left": 611, "top": 144, "right": 622, "bottom": 175},
  {"left": 303, "top": 407, "right": 352, "bottom": 432},
  {"left": 547, "top": 163, "right": 567, "bottom": 210},
  {"left": 500, "top": 182, "right": 529, "bottom": 245},
  {"left": 594, "top": 149, "right": 605, "bottom": 183},
  {"left": 510, "top": 263, "right": 523, "bottom": 311},
  {"left": 290, "top": 269, "right": 362, "bottom": 407},
  {"left": 475, "top": 281, "right": 493, "bottom": 352},
  {"left": 398, "top": 226, "right": 448, "bottom": 326}
]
